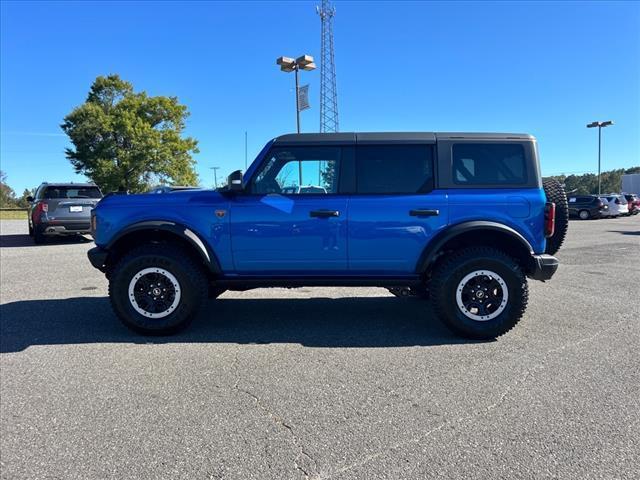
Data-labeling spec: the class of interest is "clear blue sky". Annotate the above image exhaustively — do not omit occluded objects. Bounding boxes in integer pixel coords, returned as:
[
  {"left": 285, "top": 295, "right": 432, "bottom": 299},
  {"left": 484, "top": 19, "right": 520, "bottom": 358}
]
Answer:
[{"left": 1, "top": 0, "right": 639, "bottom": 193}]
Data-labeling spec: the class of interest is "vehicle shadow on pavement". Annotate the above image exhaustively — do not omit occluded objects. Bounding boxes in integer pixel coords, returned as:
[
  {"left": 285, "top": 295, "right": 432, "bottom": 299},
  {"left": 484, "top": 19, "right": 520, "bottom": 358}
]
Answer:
[
  {"left": 0, "top": 234, "right": 92, "bottom": 248},
  {"left": 607, "top": 230, "right": 640, "bottom": 236},
  {"left": 0, "top": 296, "right": 480, "bottom": 353}
]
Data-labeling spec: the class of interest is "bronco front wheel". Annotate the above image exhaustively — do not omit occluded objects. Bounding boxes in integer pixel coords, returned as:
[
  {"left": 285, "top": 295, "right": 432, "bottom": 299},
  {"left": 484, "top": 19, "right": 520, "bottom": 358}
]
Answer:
[
  {"left": 109, "top": 244, "right": 207, "bottom": 335},
  {"left": 430, "top": 247, "right": 528, "bottom": 339}
]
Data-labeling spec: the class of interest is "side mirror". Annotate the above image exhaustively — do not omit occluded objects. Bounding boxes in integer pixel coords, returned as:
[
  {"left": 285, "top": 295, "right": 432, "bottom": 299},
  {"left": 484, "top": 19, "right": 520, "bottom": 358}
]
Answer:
[
  {"left": 26, "top": 196, "right": 34, "bottom": 203},
  {"left": 228, "top": 170, "right": 244, "bottom": 192}
]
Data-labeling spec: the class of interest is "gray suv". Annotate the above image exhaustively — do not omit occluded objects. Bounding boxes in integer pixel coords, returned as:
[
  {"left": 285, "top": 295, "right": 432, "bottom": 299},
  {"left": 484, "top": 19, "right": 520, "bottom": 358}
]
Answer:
[{"left": 27, "top": 182, "right": 103, "bottom": 244}]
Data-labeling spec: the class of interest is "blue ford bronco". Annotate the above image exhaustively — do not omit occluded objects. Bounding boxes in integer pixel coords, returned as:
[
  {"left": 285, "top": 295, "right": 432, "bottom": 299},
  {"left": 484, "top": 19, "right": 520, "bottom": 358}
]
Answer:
[{"left": 88, "top": 132, "right": 568, "bottom": 339}]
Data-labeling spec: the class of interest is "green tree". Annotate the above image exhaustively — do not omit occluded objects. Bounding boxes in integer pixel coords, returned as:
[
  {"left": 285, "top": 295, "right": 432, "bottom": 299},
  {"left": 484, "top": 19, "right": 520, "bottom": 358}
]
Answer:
[
  {"left": 0, "top": 171, "right": 19, "bottom": 208},
  {"left": 546, "top": 166, "right": 640, "bottom": 195},
  {"left": 16, "top": 188, "right": 34, "bottom": 208},
  {"left": 61, "top": 74, "right": 199, "bottom": 193}
]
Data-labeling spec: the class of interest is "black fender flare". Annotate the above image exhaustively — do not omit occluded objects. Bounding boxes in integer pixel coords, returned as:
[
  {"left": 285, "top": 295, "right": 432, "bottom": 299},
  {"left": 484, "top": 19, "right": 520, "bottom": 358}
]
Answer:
[
  {"left": 415, "top": 221, "right": 534, "bottom": 274},
  {"left": 106, "top": 220, "right": 221, "bottom": 274}
]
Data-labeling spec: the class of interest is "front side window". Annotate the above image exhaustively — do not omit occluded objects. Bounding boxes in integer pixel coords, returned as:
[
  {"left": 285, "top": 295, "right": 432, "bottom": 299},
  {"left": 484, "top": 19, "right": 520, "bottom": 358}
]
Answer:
[
  {"left": 251, "top": 146, "right": 341, "bottom": 195},
  {"left": 452, "top": 143, "right": 527, "bottom": 185},
  {"left": 356, "top": 145, "right": 434, "bottom": 194}
]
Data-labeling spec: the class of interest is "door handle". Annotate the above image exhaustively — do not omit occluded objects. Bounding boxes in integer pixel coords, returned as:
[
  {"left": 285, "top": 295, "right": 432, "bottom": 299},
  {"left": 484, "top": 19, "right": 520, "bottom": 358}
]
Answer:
[
  {"left": 310, "top": 210, "right": 340, "bottom": 218},
  {"left": 409, "top": 209, "right": 439, "bottom": 217}
]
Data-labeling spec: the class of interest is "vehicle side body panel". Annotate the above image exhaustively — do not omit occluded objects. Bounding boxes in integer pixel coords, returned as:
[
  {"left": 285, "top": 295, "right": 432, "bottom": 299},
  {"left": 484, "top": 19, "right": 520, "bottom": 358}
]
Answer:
[
  {"left": 347, "top": 191, "right": 449, "bottom": 273},
  {"left": 229, "top": 194, "right": 349, "bottom": 273},
  {"left": 93, "top": 191, "right": 233, "bottom": 271},
  {"left": 445, "top": 188, "right": 547, "bottom": 254},
  {"left": 90, "top": 132, "right": 554, "bottom": 282}
]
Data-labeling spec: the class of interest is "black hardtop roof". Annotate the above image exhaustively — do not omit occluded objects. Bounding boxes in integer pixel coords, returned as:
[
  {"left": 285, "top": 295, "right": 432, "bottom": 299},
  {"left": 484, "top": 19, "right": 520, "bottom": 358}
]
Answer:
[{"left": 274, "top": 132, "right": 535, "bottom": 145}]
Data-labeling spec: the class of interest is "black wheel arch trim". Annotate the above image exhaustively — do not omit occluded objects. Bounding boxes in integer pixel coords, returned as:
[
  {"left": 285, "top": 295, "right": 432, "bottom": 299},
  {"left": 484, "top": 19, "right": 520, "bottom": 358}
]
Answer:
[
  {"left": 416, "top": 221, "right": 535, "bottom": 274},
  {"left": 105, "top": 220, "right": 222, "bottom": 274}
]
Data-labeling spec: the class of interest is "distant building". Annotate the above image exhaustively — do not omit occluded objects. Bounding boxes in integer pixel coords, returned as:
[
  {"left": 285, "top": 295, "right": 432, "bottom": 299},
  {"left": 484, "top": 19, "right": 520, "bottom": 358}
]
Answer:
[{"left": 622, "top": 174, "right": 640, "bottom": 194}]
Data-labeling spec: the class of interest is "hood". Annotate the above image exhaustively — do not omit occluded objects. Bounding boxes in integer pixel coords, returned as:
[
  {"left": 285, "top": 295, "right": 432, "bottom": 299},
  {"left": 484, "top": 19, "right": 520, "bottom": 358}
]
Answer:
[{"left": 97, "top": 189, "right": 227, "bottom": 208}]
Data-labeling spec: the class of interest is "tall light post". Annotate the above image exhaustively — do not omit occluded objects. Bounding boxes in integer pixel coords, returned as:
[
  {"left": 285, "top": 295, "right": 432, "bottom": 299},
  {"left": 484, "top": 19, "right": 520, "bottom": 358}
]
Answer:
[
  {"left": 277, "top": 55, "right": 316, "bottom": 186},
  {"left": 276, "top": 55, "right": 316, "bottom": 134},
  {"left": 210, "top": 166, "right": 220, "bottom": 188},
  {"left": 587, "top": 120, "right": 614, "bottom": 195}
]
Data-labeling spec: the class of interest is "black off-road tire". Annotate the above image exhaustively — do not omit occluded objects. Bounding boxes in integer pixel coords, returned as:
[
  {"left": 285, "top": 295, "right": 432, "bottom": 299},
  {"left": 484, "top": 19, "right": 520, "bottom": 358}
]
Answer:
[
  {"left": 109, "top": 244, "right": 208, "bottom": 335},
  {"left": 430, "top": 247, "right": 528, "bottom": 339},
  {"left": 543, "top": 179, "right": 569, "bottom": 255}
]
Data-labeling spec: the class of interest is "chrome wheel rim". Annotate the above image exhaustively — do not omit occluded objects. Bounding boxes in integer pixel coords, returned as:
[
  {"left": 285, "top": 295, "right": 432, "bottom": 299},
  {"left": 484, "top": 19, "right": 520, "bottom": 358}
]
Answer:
[
  {"left": 455, "top": 270, "right": 508, "bottom": 322},
  {"left": 128, "top": 268, "right": 181, "bottom": 319}
]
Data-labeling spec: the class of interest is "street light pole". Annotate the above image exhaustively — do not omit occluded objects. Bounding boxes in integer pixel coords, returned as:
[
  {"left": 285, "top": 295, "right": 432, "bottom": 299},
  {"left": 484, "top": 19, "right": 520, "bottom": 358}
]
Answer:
[
  {"left": 587, "top": 120, "right": 613, "bottom": 195},
  {"left": 598, "top": 126, "right": 602, "bottom": 195},
  {"left": 276, "top": 55, "right": 316, "bottom": 134},
  {"left": 210, "top": 166, "right": 220, "bottom": 189},
  {"left": 294, "top": 66, "right": 300, "bottom": 134},
  {"left": 277, "top": 55, "right": 316, "bottom": 188}
]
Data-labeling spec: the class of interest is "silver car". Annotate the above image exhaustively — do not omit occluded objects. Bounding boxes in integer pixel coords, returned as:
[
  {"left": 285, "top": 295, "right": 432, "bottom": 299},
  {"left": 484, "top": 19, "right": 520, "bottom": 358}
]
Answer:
[{"left": 27, "top": 182, "right": 103, "bottom": 244}]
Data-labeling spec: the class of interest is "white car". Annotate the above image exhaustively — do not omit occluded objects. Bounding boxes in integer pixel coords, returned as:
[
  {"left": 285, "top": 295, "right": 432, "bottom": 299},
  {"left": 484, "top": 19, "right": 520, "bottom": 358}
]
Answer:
[{"left": 599, "top": 194, "right": 629, "bottom": 217}]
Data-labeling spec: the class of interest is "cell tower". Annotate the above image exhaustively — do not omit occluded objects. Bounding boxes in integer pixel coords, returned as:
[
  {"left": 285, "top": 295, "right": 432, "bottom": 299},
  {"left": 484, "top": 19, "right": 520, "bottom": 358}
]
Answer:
[{"left": 317, "top": 0, "right": 339, "bottom": 133}]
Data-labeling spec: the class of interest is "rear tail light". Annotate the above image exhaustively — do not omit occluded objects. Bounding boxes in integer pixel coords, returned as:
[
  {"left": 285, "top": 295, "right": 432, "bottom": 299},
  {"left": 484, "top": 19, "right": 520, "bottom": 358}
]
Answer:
[
  {"left": 544, "top": 202, "right": 556, "bottom": 238},
  {"left": 32, "top": 201, "right": 48, "bottom": 222}
]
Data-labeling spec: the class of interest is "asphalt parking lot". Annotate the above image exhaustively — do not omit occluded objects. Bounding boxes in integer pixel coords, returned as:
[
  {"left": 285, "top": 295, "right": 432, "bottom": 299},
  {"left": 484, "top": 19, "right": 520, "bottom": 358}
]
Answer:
[{"left": 1, "top": 217, "right": 639, "bottom": 480}]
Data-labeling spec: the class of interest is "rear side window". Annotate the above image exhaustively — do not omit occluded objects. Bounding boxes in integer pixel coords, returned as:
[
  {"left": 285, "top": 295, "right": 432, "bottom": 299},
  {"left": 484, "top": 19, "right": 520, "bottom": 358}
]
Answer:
[
  {"left": 452, "top": 144, "right": 527, "bottom": 185},
  {"left": 356, "top": 145, "right": 433, "bottom": 194},
  {"left": 44, "top": 186, "right": 102, "bottom": 199}
]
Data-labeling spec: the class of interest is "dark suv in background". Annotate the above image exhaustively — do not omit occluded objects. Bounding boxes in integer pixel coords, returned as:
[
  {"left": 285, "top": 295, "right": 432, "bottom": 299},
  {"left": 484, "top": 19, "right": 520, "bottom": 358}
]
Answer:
[
  {"left": 27, "top": 182, "right": 103, "bottom": 244},
  {"left": 567, "top": 195, "right": 607, "bottom": 220}
]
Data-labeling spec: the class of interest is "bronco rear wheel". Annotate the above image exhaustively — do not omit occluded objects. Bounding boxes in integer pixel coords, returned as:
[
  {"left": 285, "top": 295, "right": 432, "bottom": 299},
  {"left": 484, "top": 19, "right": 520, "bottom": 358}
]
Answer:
[
  {"left": 430, "top": 247, "right": 528, "bottom": 339},
  {"left": 109, "top": 244, "right": 207, "bottom": 335},
  {"left": 543, "top": 178, "right": 569, "bottom": 255}
]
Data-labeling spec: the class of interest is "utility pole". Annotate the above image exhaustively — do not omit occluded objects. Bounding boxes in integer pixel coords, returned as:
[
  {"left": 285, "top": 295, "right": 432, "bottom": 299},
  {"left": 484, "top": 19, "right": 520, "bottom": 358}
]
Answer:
[{"left": 587, "top": 120, "right": 614, "bottom": 195}]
